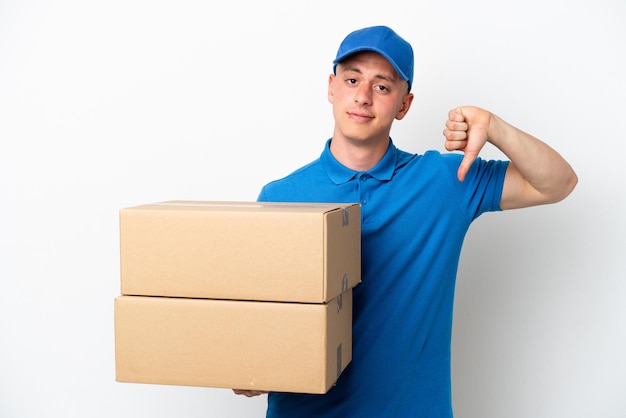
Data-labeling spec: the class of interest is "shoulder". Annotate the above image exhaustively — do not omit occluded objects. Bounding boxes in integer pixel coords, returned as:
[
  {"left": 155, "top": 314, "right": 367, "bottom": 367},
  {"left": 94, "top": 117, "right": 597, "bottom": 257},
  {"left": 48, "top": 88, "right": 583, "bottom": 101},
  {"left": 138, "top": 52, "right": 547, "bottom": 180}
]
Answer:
[
  {"left": 265, "top": 159, "right": 322, "bottom": 185},
  {"left": 421, "top": 150, "right": 506, "bottom": 178},
  {"left": 400, "top": 150, "right": 507, "bottom": 198},
  {"left": 258, "top": 158, "right": 325, "bottom": 200},
  {"left": 399, "top": 149, "right": 462, "bottom": 173}
]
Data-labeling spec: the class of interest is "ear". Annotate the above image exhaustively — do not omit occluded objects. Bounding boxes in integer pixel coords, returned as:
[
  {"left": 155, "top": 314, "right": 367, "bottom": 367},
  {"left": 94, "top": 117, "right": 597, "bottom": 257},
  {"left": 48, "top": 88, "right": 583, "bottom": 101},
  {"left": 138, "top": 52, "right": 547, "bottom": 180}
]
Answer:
[
  {"left": 327, "top": 74, "right": 336, "bottom": 104},
  {"left": 395, "top": 92, "right": 414, "bottom": 120}
]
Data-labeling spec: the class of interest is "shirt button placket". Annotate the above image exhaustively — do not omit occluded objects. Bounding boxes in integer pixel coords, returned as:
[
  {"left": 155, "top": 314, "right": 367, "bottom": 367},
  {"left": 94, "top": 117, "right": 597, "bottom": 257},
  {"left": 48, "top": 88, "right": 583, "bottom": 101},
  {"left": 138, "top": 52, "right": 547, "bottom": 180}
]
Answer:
[{"left": 359, "top": 174, "right": 369, "bottom": 206}]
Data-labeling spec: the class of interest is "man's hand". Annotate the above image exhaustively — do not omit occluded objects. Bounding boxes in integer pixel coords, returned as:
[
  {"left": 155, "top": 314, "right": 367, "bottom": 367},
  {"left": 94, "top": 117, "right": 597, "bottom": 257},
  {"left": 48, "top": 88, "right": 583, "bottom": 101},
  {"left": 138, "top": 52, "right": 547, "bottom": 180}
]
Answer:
[
  {"left": 443, "top": 104, "right": 577, "bottom": 209},
  {"left": 443, "top": 106, "right": 493, "bottom": 182},
  {"left": 232, "top": 389, "right": 268, "bottom": 397}
]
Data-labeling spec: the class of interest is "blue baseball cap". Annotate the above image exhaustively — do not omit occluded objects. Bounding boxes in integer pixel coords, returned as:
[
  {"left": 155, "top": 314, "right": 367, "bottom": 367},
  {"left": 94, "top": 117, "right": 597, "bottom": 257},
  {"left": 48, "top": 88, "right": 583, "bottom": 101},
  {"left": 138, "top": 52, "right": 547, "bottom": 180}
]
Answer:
[{"left": 333, "top": 26, "right": 414, "bottom": 91}]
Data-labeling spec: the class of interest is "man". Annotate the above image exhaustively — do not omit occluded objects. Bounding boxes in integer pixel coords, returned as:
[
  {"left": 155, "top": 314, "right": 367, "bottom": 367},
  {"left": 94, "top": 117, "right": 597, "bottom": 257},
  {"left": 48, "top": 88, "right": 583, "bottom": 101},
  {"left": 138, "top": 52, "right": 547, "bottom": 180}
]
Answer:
[{"left": 235, "top": 25, "right": 577, "bottom": 417}]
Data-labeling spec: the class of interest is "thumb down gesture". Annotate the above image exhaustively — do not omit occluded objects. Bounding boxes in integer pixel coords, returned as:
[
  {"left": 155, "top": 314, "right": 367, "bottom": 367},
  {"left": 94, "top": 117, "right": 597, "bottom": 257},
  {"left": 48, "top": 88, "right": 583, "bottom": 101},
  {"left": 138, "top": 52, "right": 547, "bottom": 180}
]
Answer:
[{"left": 443, "top": 106, "right": 492, "bottom": 182}]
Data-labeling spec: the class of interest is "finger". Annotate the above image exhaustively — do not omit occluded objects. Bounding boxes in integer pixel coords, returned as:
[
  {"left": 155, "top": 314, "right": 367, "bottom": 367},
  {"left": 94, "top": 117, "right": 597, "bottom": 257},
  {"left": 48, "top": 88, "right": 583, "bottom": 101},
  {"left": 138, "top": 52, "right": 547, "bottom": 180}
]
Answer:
[
  {"left": 233, "top": 389, "right": 268, "bottom": 397},
  {"left": 449, "top": 106, "right": 465, "bottom": 123},
  {"left": 445, "top": 119, "right": 468, "bottom": 133},
  {"left": 444, "top": 138, "right": 467, "bottom": 152},
  {"left": 457, "top": 150, "right": 479, "bottom": 182},
  {"left": 443, "top": 125, "right": 467, "bottom": 142}
]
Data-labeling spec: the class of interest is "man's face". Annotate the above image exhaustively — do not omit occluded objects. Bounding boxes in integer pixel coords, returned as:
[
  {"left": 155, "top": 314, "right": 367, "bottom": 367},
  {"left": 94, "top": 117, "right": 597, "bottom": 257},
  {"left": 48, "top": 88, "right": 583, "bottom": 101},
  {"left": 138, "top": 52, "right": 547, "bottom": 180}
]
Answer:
[{"left": 328, "top": 51, "right": 413, "bottom": 146}]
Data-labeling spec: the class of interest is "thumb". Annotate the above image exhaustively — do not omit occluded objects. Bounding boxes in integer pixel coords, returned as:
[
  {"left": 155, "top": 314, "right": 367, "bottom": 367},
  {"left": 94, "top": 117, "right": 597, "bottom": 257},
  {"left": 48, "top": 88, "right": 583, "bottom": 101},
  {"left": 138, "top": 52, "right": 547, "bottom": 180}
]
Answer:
[
  {"left": 457, "top": 150, "right": 479, "bottom": 182},
  {"left": 455, "top": 106, "right": 490, "bottom": 182}
]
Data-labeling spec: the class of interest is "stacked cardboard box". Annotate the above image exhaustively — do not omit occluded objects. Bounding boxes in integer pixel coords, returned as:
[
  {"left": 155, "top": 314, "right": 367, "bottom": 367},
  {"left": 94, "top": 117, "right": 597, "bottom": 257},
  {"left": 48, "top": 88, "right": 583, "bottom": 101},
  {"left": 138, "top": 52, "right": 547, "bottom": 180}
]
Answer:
[{"left": 114, "top": 200, "right": 361, "bottom": 394}]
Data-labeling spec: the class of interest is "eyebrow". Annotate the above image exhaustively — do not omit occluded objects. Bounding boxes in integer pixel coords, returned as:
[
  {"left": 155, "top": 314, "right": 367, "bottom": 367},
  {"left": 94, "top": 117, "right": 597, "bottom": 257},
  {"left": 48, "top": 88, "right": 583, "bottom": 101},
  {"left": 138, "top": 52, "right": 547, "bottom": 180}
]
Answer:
[{"left": 341, "top": 65, "right": 398, "bottom": 84}]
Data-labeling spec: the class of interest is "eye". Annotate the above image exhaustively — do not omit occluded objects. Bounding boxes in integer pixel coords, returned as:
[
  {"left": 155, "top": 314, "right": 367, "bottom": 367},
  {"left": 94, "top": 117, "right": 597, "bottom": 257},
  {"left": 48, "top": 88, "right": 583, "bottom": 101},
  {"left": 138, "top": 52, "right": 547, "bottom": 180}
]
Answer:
[
  {"left": 346, "top": 78, "right": 357, "bottom": 85},
  {"left": 375, "top": 84, "right": 389, "bottom": 92}
]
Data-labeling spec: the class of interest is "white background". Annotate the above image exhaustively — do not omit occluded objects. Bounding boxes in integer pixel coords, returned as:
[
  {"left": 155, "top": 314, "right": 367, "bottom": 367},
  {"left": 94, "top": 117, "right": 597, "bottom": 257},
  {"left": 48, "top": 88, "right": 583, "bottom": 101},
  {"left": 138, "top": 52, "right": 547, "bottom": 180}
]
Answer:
[{"left": 1, "top": 1, "right": 624, "bottom": 417}]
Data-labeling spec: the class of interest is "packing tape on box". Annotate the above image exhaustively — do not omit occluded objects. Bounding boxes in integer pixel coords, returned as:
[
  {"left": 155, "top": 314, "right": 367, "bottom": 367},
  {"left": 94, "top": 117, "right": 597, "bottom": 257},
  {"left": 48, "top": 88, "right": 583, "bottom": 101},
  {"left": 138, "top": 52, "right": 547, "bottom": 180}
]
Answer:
[{"left": 336, "top": 273, "right": 349, "bottom": 312}]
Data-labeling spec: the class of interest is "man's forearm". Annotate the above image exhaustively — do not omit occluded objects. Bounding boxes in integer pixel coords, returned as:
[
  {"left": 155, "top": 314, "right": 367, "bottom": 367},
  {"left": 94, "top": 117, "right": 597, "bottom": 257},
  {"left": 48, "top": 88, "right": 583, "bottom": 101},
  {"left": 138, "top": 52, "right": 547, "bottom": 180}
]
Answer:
[{"left": 488, "top": 114, "right": 578, "bottom": 209}]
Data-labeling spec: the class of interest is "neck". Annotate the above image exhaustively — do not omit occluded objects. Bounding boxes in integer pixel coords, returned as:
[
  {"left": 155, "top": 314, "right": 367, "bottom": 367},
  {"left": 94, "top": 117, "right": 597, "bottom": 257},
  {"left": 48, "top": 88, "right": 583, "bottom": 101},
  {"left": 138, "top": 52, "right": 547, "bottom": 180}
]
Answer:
[{"left": 329, "top": 135, "right": 390, "bottom": 172}]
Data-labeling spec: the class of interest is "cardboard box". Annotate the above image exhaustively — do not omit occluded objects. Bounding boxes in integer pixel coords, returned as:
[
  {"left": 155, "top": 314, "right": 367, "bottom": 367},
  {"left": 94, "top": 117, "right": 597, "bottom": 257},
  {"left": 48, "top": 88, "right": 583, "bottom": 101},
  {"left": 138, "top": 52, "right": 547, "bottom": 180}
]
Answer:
[
  {"left": 114, "top": 292, "right": 352, "bottom": 394},
  {"left": 119, "top": 201, "right": 360, "bottom": 303}
]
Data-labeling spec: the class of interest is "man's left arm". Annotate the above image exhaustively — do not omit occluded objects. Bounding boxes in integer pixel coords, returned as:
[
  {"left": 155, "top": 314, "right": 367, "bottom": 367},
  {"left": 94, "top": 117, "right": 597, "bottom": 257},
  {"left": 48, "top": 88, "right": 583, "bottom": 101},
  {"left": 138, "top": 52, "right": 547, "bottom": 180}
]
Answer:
[{"left": 443, "top": 106, "right": 578, "bottom": 210}]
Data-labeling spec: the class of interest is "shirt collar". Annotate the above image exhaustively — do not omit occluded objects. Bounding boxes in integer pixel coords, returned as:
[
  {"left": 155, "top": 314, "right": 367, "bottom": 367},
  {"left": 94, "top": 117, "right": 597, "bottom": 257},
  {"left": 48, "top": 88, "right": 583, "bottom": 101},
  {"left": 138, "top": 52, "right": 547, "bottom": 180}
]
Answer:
[{"left": 321, "top": 138, "right": 398, "bottom": 185}]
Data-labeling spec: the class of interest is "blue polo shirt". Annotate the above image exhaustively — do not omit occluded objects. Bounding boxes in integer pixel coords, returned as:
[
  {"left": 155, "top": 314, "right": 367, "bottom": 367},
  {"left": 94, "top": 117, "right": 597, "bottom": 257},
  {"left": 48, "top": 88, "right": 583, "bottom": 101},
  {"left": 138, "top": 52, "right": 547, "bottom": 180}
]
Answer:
[{"left": 258, "top": 139, "right": 508, "bottom": 418}]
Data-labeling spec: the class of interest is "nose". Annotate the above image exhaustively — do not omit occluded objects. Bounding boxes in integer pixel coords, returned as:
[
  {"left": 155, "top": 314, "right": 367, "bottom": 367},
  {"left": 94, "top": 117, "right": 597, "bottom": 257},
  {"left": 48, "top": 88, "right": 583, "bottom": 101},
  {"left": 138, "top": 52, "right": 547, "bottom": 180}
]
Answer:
[{"left": 354, "top": 84, "right": 372, "bottom": 105}]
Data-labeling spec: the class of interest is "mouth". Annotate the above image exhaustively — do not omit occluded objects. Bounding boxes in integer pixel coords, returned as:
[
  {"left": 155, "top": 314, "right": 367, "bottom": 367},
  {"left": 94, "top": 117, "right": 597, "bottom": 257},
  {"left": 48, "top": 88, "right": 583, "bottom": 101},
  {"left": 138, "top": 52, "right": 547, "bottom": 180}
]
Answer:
[{"left": 347, "top": 111, "right": 374, "bottom": 123}]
